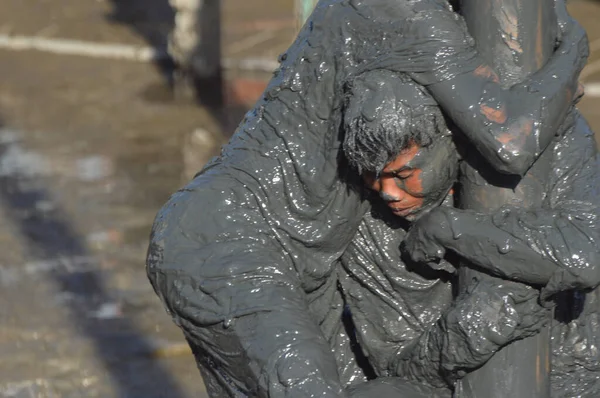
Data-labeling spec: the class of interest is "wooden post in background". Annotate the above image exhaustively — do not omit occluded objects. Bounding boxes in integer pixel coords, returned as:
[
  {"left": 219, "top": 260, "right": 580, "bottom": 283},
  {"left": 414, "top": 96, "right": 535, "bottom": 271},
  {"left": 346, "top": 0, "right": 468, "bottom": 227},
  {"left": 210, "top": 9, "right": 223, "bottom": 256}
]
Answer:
[
  {"left": 170, "top": 0, "right": 223, "bottom": 107},
  {"left": 455, "top": 0, "right": 558, "bottom": 396}
]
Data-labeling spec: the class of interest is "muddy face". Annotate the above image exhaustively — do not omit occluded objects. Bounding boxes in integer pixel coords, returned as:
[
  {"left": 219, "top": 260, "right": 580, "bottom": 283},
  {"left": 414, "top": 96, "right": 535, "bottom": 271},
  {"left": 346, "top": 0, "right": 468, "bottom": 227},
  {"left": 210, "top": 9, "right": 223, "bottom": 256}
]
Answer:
[{"left": 363, "top": 137, "right": 459, "bottom": 222}]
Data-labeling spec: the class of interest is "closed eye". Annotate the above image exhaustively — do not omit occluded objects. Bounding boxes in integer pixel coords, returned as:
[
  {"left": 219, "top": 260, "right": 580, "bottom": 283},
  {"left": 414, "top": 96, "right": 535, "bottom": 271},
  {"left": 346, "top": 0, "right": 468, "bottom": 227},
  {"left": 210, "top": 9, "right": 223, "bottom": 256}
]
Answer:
[
  {"left": 394, "top": 170, "right": 414, "bottom": 179},
  {"left": 380, "top": 167, "right": 413, "bottom": 179}
]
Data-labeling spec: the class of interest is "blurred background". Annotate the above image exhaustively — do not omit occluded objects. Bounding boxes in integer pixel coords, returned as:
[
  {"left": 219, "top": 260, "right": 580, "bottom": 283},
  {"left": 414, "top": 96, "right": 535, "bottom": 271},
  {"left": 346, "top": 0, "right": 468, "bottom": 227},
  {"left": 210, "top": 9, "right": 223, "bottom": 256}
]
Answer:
[{"left": 0, "top": 0, "right": 598, "bottom": 397}]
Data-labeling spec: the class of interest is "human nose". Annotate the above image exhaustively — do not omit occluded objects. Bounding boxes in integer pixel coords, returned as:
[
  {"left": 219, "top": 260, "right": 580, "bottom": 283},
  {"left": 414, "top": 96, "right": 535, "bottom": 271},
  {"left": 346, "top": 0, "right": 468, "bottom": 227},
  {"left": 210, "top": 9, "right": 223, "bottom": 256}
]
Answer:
[{"left": 379, "top": 179, "right": 404, "bottom": 202}]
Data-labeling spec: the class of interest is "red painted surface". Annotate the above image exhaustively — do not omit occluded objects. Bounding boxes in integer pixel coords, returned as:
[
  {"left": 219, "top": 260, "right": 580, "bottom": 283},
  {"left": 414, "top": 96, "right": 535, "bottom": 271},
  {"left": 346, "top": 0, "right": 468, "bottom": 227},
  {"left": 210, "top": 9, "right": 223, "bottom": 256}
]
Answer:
[{"left": 225, "top": 78, "right": 268, "bottom": 107}]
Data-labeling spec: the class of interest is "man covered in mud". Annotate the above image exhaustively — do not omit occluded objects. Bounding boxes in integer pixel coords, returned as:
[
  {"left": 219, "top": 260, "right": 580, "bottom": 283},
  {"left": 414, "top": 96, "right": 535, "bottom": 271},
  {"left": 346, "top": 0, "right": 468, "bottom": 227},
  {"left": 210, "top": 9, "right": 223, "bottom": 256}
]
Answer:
[
  {"left": 339, "top": 69, "right": 600, "bottom": 397},
  {"left": 146, "top": 0, "right": 593, "bottom": 396}
]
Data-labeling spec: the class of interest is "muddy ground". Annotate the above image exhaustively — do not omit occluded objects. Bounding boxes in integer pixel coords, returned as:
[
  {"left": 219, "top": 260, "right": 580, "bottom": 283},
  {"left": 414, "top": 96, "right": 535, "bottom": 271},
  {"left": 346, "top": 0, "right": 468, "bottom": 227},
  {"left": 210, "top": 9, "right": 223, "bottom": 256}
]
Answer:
[{"left": 0, "top": 0, "right": 598, "bottom": 397}]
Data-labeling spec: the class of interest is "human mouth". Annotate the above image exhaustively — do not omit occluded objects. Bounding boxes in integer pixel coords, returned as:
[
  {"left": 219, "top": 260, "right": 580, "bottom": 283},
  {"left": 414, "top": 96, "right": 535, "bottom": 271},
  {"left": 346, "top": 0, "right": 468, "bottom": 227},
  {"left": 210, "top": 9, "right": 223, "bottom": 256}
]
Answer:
[{"left": 388, "top": 205, "right": 416, "bottom": 217}]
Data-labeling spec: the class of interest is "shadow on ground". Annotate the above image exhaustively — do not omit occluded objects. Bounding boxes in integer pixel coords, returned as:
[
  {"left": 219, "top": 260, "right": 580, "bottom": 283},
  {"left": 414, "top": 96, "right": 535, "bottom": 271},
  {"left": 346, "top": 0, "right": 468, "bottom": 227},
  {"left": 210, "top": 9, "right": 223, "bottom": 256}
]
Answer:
[{"left": 0, "top": 119, "right": 188, "bottom": 397}]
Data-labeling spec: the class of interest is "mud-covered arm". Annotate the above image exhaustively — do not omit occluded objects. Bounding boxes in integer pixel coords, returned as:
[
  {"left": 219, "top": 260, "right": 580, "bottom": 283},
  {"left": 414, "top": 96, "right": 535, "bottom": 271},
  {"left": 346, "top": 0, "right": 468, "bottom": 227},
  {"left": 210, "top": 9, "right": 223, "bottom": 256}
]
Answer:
[
  {"left": 147, "top": 184, "right": 348, "bottom": 398},
  {"left": 404, "top": 114, "right": 600, "bottom": 297},
  {"left": 339, "top": 210, "right": 545, "bottom": 389},
  {"left": 376, "top": 0, "right": 586, "bottom": 176},
  {"left": 392, "top": 280, "right": 548, "bottom": 386},
  {"left": 417, "top": 7, "right": 588, "bottom": 176},
  {"left": 361, "top": 1, "right": 585, "bottom": 175}
]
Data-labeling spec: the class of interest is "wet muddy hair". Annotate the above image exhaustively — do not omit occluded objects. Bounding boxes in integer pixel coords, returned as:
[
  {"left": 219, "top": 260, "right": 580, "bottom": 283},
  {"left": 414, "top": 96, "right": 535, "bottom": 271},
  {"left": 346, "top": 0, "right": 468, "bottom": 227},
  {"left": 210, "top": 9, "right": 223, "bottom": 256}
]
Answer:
[{"left": 343, "top": 70, "right": 449, "bottom": 175}]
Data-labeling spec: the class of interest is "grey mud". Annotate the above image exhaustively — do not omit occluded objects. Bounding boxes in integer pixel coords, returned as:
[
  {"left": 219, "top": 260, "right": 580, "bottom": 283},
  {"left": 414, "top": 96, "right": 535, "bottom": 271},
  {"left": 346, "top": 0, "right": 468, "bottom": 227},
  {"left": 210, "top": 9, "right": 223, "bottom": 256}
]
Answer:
[{"left": 147, "top": 0, "right": 600, "bottom": 397}]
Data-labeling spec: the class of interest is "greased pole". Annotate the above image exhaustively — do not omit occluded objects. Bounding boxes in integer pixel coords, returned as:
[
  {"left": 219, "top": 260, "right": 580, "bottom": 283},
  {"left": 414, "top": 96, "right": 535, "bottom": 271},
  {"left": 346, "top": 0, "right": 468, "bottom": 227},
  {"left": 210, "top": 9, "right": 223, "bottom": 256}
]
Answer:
[{"left": 455, "top": 0, "right": 558, "bottom": 396}]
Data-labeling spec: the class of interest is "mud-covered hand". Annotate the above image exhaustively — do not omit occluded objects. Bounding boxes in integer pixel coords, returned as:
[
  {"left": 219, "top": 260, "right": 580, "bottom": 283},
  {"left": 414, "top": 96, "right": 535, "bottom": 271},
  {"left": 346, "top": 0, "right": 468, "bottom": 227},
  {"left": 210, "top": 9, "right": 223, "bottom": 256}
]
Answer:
[
  {"left": 401, "top": 207, "right": 450, "bottom": 264},
  {"left": 392, "top": 278, "right": 551, "bottom": 386},
  {"left": 437, "top": 281, "right": 551, "bottom": 381}
]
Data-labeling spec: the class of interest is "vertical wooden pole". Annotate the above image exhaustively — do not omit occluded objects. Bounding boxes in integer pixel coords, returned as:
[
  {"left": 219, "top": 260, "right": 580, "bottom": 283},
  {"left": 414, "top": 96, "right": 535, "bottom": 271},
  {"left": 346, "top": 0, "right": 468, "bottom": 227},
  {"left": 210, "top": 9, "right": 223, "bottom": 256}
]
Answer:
[
  {"left": 455, "top": 0, "right": 558, "bottom": 397},
  {"left": 170, "top": 0, "right": 223, "bottom": 107},
  {"left": 196, "top": 0, "right": 223, "bottom": 107}
]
